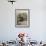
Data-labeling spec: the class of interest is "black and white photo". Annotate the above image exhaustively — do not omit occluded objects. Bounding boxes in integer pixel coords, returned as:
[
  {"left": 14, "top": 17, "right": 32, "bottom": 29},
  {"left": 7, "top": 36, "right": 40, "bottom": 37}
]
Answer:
[{"left": 15, "top": 9, "right": 30, "bottom": 28}]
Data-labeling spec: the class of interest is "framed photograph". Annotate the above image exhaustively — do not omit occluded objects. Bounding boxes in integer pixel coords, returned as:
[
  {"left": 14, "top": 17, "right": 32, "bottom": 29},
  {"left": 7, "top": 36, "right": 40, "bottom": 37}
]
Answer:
[{"left": 15, "top": 9, "right": 30, "bottom": 28}]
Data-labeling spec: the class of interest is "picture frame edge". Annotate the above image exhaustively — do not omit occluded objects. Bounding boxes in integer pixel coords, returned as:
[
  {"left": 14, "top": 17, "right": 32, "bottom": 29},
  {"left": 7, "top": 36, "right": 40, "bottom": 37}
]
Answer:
[{"left": 15, "top": 9, "right": 30, "bottom": 28}]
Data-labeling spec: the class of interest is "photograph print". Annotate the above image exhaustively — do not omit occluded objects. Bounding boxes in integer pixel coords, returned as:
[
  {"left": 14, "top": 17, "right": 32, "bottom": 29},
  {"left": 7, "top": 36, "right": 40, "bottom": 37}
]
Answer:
[{"left": 15, "top": 9, "right": 30, "bottom": 28}]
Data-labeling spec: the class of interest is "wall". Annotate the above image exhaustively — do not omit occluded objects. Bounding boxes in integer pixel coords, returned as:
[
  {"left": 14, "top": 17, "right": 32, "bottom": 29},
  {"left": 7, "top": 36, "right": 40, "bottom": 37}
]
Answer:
[{"left": 0, "top": 0, "right": 46, "bottom": 42}]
